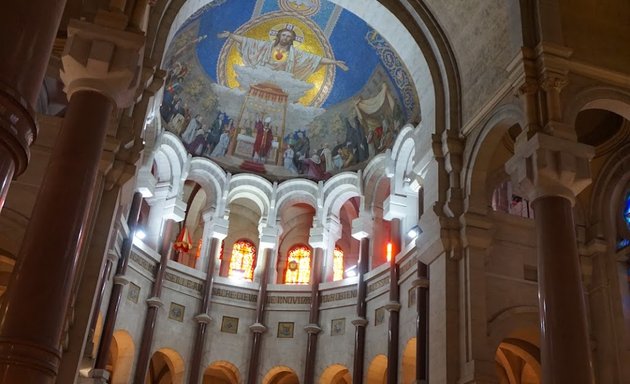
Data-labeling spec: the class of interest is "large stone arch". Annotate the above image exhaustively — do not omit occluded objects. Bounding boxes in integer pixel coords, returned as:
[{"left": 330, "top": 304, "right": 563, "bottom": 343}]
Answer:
[
  {"left": 462, "top": 102, "right": 524, "bottom": 213},
  {"left": 262, "top": 365, "right": 299, "bottom": 384},
  {"left": 147, "top": 348, "right": 186, "bottom": 384},
  {"left": 227, "top": 174, "right": 273, "bottom": 219},
  {"left": 322, "top": 172, "right": 360, "bottom": 221},
  {"left": 203, "top": 360, "right": 240, "bottom": 384},
  {"left": 319, "top": 364, "right": 351, "bottom": 384},
  {"left": 109, "top": 330, "right": 135, "bottom": 384},
  {"left": 564, "top": 85, "right": 630, "bottom": 126},
  {"left": 366, "top": 354, "right": 387, "bottom": 384},
  {"left": 187, "top": 157, "right": 228, "bottom": 211}
]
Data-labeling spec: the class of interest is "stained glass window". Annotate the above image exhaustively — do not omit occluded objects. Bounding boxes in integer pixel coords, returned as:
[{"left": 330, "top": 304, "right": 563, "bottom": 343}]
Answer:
[
  {"left": 624, "top": 192, "right": 630, "bottom": 228},
  {"left": 333, "top": 246, "right": 344, "bottom": 281},
  {"left": 285, "top": 245, "right": 311, "bottom": 284},
  {"left": 228, "top": 240, "right": 256, "bottom": 281}
]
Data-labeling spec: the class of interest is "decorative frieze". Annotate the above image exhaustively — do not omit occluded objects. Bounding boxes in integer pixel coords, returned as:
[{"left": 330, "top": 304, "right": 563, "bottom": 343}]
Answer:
[
  {"left": 164, "top": 272, "right": 203, "bottom": 292},
  {"left": 212, "top": 287, "right": 258, "bottom": 303},
  {"left": 321, "top": 289, "right": 357, "bottom": 303}
]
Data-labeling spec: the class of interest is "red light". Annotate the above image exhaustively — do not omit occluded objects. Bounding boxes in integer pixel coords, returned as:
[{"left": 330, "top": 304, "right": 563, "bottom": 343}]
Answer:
[{"left": 386, "top": 242, "right": 392, "bottom": 262}]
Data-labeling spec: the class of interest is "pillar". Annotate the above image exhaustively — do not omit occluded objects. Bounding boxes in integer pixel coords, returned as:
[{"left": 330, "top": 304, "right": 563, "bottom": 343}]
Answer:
[
  {"left": 303, "top": 247, "right": 324, "bottom": 384},
  {"left": 133, "top": 246, "right": 170, "bottom": 383},
  {"left": 0, "top": 13, "right": 142, "bottom": 383},
  {"left": 0, "top": 0, "right": 67, "bottom": 211},
  {"left": 351, "top": 213, "right": 372, "bottom": 384},
  {"left": 247, "top": 246, "right": 274, "bottom": 384},
  {"left": 386, "top": 251, "right": 400, "bottom": 384},
  {"left": 506, "top": 132, "right": 595, "bottom": 383},
  {"left": 414, "top": 261, "right": 429, "bottom": 383},
  {"left": 93, "top": 192, "right": 143, "bottom": 373},
  {"left": 188, "top": 214, "right": 228, "bottom": 384}
]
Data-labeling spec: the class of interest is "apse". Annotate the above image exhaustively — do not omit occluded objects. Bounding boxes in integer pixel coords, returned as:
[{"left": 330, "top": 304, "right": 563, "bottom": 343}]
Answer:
[{"left": 159, "top": 0, "right": 421, "bottom": 181}]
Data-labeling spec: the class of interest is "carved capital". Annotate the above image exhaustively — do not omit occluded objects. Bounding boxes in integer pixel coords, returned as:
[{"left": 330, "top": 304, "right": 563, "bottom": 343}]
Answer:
[
  {"left": 61, "top": 19, "right": 144, "bottom": 108},
  {"left": 411, "top": 278, "right": 429, "bottom": 289},
  {"left": 517, "top": 80, "right": 539, "bottom": 96},
  {"left": 146, "top": 296, "right": 163, "bottom": 308},
  {"left": 351, "top": 318, "right": 369, "bottom": 327},
  {"left": 113, "top": 274, "right": 129, "bottom": 286},
  {"left": 540, "top": 75, "right": 568, "bottom": 93},
  {"left": 384, "top": 301, "right": 401, "bottom": 312},
  {"left": 0, "top": 82, "right": 37, "bottom": 176},
  {"left": 304, "top": 324, "right": 322, "bottom": 334},
  {"left": 249, "top": 322, "right": 267, "bottom": 334},
  {"left": 506, "top": 133, "right": 594, "bottom": 205},
  {"left": 194, "top": 313, "right": 213, "bottom": 324}
]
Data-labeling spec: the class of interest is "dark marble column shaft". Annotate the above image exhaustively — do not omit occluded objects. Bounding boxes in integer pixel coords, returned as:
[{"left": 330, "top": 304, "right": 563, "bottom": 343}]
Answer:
[
  {"left": 247, "top": 247, "right": 272, "bottom": 384},
  {"left": 94, "top": 191, "right": 143, "bottom": 369},
  {"left": 0, "top": 0, "right": 67, "bottom": 211},
  {"left": 533, "top": 196, "right": 594, "bottom": 383},
  {"left": 352, "top": 238, "right": 369, "bottom": 384},
  {"left": 387, "top": 258, "right": 399, "bottom": 384},
  {"left": 133, "top": 242, "right": 171, "bottom": 383},
  {"left": 303, "top": 248, "right": 323, "bottom": 384},
  {"left": 188, "top": 237, "right": 220, "bottom": 384},
  {"left": 416, "top": 261, "right": 429, "bottom": 383},
  {"left": 0, "top": 90, "right": 114, "bottom": 384}
]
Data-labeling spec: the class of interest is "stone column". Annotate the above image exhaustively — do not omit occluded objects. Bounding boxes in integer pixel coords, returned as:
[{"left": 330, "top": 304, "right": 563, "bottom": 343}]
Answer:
[
  {"left": 386, "top": 252, "right": 400, "bottom": 384},
  {"left": 93, "top": 192, "right": 143, "bottom": 375},
  {"left": 0, "top": 14, "right": 142, "bottom": 383},
  {"left": 0, "top": 0, "right": 67, "bottom": 212},
  {"left": 414, "top": 260, "right": 429, "bottom": 384},
  {"left": 351, "top": 214, "right": 371, "bottom": 384},
  {"left": 303, "top": 247, "right": 324, "bottom": 384},
  {"left": 506, "top": 132, "right": 595, "bottom": 383},
  {"left": 188, "top": 216, "right": 228, "bottom": 384},
  {"left": 247, "top": 246, "right": 274, "bottom": 384}
]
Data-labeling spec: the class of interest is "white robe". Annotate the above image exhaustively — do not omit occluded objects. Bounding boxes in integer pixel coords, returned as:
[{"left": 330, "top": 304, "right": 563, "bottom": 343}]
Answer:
[{"left": 239, "top": 36, "right": 322, "bottom": 81}]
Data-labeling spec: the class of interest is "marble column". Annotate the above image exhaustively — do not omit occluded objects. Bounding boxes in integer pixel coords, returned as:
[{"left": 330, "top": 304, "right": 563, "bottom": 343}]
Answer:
[
  {"left": 386, "top": 253, "right": 400, "bottom": 384},
  {"left": 303, "top": 248, "right": 324, "bottom": 384},
  {"left": 415, "top": 260, "right": 429, "bottom": 383},
  {"left": 93, "top": 192, "right": 143, "bottom": 371},
  {"left": 188, "top": 215, "right": 228, "bottom": 384},
  {"left": 506, "top": 132, "right": 595, "bottom": 383},
  {"left": 133, "top": 245, "right": 170, "bottom": 384},
  {"left": 247, "top": 247, "right": 273, "bottom": 384},
  {"left": 0, "top": 0, "right": 67, "bottom": 211},
  {"left": 188, "top": 237, "right": 220, "bottom": 384},
  {"left": 352, "top": 237, "right": 369, "bottom": 384}
]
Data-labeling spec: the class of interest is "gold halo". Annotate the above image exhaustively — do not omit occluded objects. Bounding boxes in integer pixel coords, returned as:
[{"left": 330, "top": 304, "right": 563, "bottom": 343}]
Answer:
[
  {"left": 278, "top": 0, "right": 321, "bottom": 16},
  {"left": 216, "top": 11, "right": 334, "bottom": 107}
]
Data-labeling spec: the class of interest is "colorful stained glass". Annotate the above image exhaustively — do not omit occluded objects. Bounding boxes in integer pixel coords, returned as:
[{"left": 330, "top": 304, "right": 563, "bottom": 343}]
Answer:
[
  {"left": 285, "top": 245, "right": 311, "bottom": 284},
  {"left": 333, "top": 247, "right": 344, "bottom": 281},
  {"left": 624, "top": 192, "right": 630, "bottom": 228},
  {"left": 228, "top": 240, "right": 256, "bottom": 281}
]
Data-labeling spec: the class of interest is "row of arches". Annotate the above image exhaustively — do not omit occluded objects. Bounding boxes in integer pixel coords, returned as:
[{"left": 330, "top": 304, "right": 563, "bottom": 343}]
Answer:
[{"left": 104, "top": 331, "right": 425, "bottom": 383}]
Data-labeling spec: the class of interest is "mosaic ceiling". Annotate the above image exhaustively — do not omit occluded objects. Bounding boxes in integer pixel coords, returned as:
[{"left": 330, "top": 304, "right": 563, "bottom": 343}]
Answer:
[{"left": 161, "top": 0, "right": 420, "bottom": 181}]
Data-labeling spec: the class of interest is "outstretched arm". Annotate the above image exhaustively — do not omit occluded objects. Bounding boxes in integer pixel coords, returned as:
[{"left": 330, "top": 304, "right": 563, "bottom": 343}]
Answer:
[
  {"left": 217, "top": 31, "right": 244, "bottom": 44},
  {"left": 320, "top": 57, "right": 349, "bottom": 71}
]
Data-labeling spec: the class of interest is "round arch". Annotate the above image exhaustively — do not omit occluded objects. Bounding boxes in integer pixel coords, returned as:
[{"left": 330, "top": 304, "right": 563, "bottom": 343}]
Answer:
[
  {"left": 402, "top": 338, "right": 416, "bottom": 384},
  {"left": 146, "top": 348, "right": 186, "bottom": 384},
  {"left": 262, "top": 365, "right": 300, "bottom": 384},
  {"left": 319, "top": 364, "right": 351, "bottom": 384},
  {"left": 366, "top": 354, "right": 387, "bottom": 384},
  {"left": 203, "top": 360, "right": 240, "bottom": 384},
  {"left": 108, "top": 330, "right": 135, "bottom": 384}
]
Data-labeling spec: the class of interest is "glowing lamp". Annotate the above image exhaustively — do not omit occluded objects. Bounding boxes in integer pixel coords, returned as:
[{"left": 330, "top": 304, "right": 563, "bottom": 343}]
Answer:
[
  {"left": 173, "top": 227, "right": 192, "bottom": 253},
  {"left": 386, "top": 242, "right": 393, "bottom": 262}
]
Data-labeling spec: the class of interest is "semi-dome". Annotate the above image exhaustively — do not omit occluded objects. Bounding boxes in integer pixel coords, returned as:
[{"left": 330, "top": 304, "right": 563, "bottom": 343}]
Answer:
[{"left": 159, "top": 0, "right": 421, "bottom": 181}]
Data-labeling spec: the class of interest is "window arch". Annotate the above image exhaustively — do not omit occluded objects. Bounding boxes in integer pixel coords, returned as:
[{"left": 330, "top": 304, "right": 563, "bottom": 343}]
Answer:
[
  {"left": 333, "top": 246, "right": 344, "bottom": 282},
  {"left": 285, "top": 245, "right": 311, "bottom": 284},
  {"left": 228, "top": 239, "right": 257, "bottom": 281}
]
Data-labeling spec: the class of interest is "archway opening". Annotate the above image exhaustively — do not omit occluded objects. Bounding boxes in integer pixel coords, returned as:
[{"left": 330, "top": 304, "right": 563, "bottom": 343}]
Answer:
[
  {"left": 366, "top": 354, "right": 387, "bottom": 384},
  {"left": 262, "top": 366, "right": 300, "bottom": 384},
  {"left": 402, "top": 338, "right": 416, "bottom": 384},
  {"left": 495, "top": 338, "right": 541, "bottom": 384},
  {"left": 203, "top": 360, "right": 240, "bottom": 384},
  {"left": 146, "top": 348, "right": 185, "bottom": 384},
  {"left": 319, "top": 364, "right": 351, "bottom": 384},
  {"left": 107, "top": 330, "right": 135, "bottom": 384}
]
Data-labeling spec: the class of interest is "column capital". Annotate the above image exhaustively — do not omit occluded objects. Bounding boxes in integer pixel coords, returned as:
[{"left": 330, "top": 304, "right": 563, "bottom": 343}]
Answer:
[
  {"left": 506, "top": 133, "right": 594, "bottom": 205},
  {"left": 112, "top": 275, "right": 130, "bottom": 286},
  {"left": 249, "top": 323, "right": 267, "bottom": 334},
  {"left": 60, "top": 19, "right": 144, "bottom": 108},
  {"left": 352, "top": 215, "right": 373, "bottom": 240},
  {"left": 384, "top": 301, "right": 401, "bottom": 312},
  {"left": 146, "top": 296, "right": 163, "bottom": 309},
  {"left": 194, "top": 313, "right": 213, "bottom": 324},
  {"left": 259, "top": 226, "right": 280, "bottom": 249},
  {"left": 0, "top": 82, "right": 36, "bottom": 175},
  {"left": 304, "top": 324, "right": 322, "bottom": 334},
  {"left": 351, "top": 318, "right": 369, "bottom": 327}
]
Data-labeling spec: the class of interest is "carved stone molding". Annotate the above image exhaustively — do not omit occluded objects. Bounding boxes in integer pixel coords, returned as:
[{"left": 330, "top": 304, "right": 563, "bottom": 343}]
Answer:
[
  {"left": 249, "top": 322, "right": 267, "bottom": 334},
  {"left": 304, "top": 324, "right": 322, "bottom": 334},
  {"left": 506, "top": 133, "right": 594, "bottom": 205}
]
